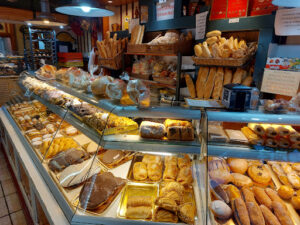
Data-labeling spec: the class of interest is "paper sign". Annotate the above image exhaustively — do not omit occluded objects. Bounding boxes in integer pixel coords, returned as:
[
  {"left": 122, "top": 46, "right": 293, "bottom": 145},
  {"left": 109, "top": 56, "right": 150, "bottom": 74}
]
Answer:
[
  {"left": 129, "top": 18, "right": 139, "bottom": 34},
  {"left": 261, "top": 69, "right": 300, "bottom": 96},
  {"left": 275, "top": 8, "right": 300, "bottom": 36},
  {"left": 156, "top": 0, "right": 174, "bottom": 21},
  {"left": 195, "top": 11, "right": 208, "bottom": 40},
  {"left": 229, "top": 18, "right": 239, "bottom": 23}
]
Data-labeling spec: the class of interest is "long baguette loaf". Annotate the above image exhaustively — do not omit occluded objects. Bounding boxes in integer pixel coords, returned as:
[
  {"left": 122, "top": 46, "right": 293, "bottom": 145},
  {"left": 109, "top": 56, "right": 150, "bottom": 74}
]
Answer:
[
  {"left": 212, "top": 67, "right": 224, "bottom": 100},
  {"left": 204, "top": 67, "right": 216, "bottom": 99},
  {"left": 196, "top": 67, "right": 209, "bottom": 99},
  {"left": 185, "top": 74, "right": 196, "bottom": 98},
  {"left": 223, "top": 68, "right": 232, "bottom": 85},
  {"left": 232, "top": 68, "right": 244, "bottom": 84}
]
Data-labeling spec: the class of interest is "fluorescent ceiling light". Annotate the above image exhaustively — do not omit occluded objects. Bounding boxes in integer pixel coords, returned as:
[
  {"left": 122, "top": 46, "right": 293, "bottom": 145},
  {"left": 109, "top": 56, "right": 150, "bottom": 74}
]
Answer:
[
  {"left": 55, "top": 0, "right": 114, "bottom": 17},
  {"left": 272, "top": 0, "right": 300, "bottom": 7}
]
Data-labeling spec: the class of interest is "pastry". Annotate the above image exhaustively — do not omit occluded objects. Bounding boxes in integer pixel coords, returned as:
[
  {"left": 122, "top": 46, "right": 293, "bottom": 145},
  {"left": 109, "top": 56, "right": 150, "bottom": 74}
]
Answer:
[
  {"left": 154, "top": 208, "right": 178, "bottom": 223},
  {"left": 241, "top": 187, "right": 257, "bottom": 204},
  {"left": 79, "top": 172, "right": 126, "bottom": 210},
  {"left": 232, "top": 198, "right": 251, "bottom": 225},
  {"left": 252, "top": 186, "right": 272, "bottom": 210},
  {"left": 177, "top": 166, "right": 193, "bottom": 187},
  {"left": 272, "top": 201, "right": 293, "bottom": 225},
  {"left": 178, "top": 154, "right": 191, "bottom": 169},
  {"left": 163, "top": 164, "right": 178, "bottom": 181},
  {"left": 228, "top": 158, "right": 248, "bottom": 174},
  {"left": 291, "top": 196, "right": 300, "bottom": 210},
  {"left": 164, "top": 119, "right": 192, "bottom": 128},
  {"left": 139, "top": 121, "right": 165, "bottom": 139},
  {"left": 147, "top": 163, "right": 162, "bottom": 181},
  {"left": 164, "top": 156, "right": 177, "bottom": 165},
  {"left": 126, "top": 206, "right": 152, "bottom": 219},
  {"left": 265, "top": 138, "right": 279, "bottom": 148},
  {"left": 133, "top": 162, "right": 147, "bottom": 181},
  {"left": 142, "top": 154, "right": 161, "bottom": 165},
  {"left": 185, "top": 74, "right": 196, "bottom": 98},
  {"left": 127, "top": 196, "right": 152, "bottom": 207},
  {"left": 248, "top": 123, "right": 266, "bottom": 136},
  {"left": 278, "top": 185, "right": 294, "bottom": 200},
  {"left": 210, "top": 200, "right": 232, "bottom": 220},
  {"left": 166, "top": 126, "right": 194, "bottom": 141},
  {"left": 225, "top": 185, "right": 241, "bottom": 201},
  {"left": 155, "top": 197, "right": 178, "bottom": 212},
  {"left": 247, "top": 165, "right": 271, "bottom": 185},
  {"left": 210, "top": 180, "right": 229, "bottom": 203},
  {"left": 59, "top": 158, "right": 101, "bottom": 188},
  {"left": 232, "top": 173, "right": 253, "bottom": 188},
  {"left": 178, "top": 203, "right": 195, "bottom": 225},
  {"left": 163, "top": 191, "right": 183, "bottom": 205},
  {"left": 260, "top": 205, "right": 281, "bottom": 225},
  {"left": 246, "top": 202, "right": 265, "bottom": 225},
  {"left": 209, "top": 169, "right": 233, "bottom": 185},
  {"left": 241, "top": 127, "right": 264, "bottom": 145},
  {"left": 208, "top": 158, "right": 229, "bottom": 172},
  {"left": 101, "top": 150, "right": 125, "bottom": 165},
  {"left": 265, "top": 124, "right": 278, "bottom": 138},
  {"left": 287, "top": 172, "right": 300, "bottom": 189},
  {"left": 160, "top": 182, "right": 184, "bottom": 196},
  {"left": 265, "top": 188, "right": 287, "bottom": 209}
]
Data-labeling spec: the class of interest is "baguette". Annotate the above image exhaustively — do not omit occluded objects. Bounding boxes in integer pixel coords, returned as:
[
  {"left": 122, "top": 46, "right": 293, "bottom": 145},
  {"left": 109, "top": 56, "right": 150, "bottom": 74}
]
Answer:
[
  {"left": 223, "top": 68, "right": 233, "bottom": 85},
  {"left": 246, "top": 202, "right": 265, "bottom": 225},
  {"left": 100, "top": 42, "right": 108, "bottom": 58},
  {"left": 185, "top": 74, "right": 196, "bottom": 98},
  {"left": 232, "top": 68, "right": 244, "bottom": 84},
  {"left": 260, "top": 205, "right": 281, "bottom": 225},
  {"left": 212, "top": 67, "right": 224, "bottom": 100},
  {"left": 196, "top": 67, "right": 209, "bottom": 99},
  {"left": 265, "top": 188, "right": 287, "bottom": 209},
  {"left": 203, "top": 67, "right": 216, "bottom": 99},
  {"left": 232, "top": 198, "right": 251, "bottom": 225},
  {"left": 242, "top": 76, "right": 253, "bottom": 86},
  {"left": 272, "top": 201, "right": 293, "bottom": 225},
  {"left": 252, "top": 187, "right": 272, "bottom": 210},
  {"left": 241, "top": 187, "right": 257, "bottom": 204}
]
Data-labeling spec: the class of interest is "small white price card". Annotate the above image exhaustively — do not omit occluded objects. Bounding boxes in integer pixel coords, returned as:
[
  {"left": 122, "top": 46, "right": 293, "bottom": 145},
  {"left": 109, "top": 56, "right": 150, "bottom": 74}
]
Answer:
[
  {"left": 195, "top": 11, "right": 208, "bottom": 40},
  {"left": 261, "top": 69, "right": 300, "bottom": 96}
]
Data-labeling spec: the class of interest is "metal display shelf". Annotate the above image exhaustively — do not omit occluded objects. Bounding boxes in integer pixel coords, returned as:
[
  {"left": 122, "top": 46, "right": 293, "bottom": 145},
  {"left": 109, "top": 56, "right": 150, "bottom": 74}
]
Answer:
[
  {"left": 208, "top": 143, "right": 300, "bottom": 162},
  {"left": 207, "top": 110, "right": 300, "bottom": 125},
  {"left": 46, "top": 80, "right": 202, "bottom": 119},
  {"left": 33, "top": 94, "right": 201, "bottom": 154}
]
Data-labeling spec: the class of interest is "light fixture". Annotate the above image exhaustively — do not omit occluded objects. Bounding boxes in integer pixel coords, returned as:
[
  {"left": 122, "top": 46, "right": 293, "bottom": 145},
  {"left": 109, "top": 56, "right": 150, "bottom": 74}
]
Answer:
[
  {"left": 272, "top": 0, "right": 300, "bottom": 7},
  {"left": 108, "top": 1, "right": 113, "bottom": 3},
  {"left": 25, "top": 0, "right": 67, "bottom": 27},
  {"left": 55, "top": 0, "right": 114, "bottom": 17}
]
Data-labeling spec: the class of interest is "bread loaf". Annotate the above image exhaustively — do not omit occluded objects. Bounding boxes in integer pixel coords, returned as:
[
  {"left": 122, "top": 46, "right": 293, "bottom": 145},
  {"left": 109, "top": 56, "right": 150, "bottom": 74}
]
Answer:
[
  {"left": 223, "top": 68, "right": 232, "bottom": 85},
  {"left": 185, "top": 74, "right": 196, "bottom": 98},
  {"left": 201, "top": 41, "right": 212, "bottom": 58},
  {"left": 166, "top": 126, "right": 194, "bottom": 141},
  {"left": 206, "top": 30, "right": 221, "bottom": 38},
  {"left": 232, "top": 68, "right": 245, "bottom": 84},
  {"left": 140, "top": 121, "right": 165, "bottom": 139},
  {"left": 196, "top": 67, "right": 209, "bottom": 99},
  {"left": 194, "top": 44, "right": 202, "bottom": 57},
  {"left": 204, "top": 67, "right": 216, "bottom": 99},
  {"left": 242, "top": 76, "right": 253, "bottom": 86},
  {"left": 212, "top": 67, "right": 224, "bottom": 100}
]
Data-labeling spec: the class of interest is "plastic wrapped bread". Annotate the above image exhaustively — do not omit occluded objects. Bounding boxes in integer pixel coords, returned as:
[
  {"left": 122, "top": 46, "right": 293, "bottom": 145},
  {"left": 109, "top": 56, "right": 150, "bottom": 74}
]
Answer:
[
  {"left": 106, "top": 79, "right": 126, "bottom": 100},
  {"left": 140, "top": 121, "right": 165, "bottom": 139},
  {"left": 127, "top": 79, "right": 150, "bottom": 108},
  {"left": 91, "top": 76, "right": 114, "bottom": 96}
]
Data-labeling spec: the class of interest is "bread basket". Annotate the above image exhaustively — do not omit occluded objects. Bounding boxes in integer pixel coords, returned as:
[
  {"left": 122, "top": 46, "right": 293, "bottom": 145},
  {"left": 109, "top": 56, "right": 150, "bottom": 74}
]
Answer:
[{"left": 98, "top": 51, "right": 123, "bottom": 70}]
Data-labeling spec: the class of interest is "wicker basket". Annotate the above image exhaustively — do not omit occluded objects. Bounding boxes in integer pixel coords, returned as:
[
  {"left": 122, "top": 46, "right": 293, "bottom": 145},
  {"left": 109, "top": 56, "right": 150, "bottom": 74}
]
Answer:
[
  {"left": 98, "top": 51, "right": 123, "bottom": 70},
  {"left": 147, "top": 39, "right": 193, "bottom": 55},
  {"left": 127, "top": 43, "right": 148, "bottom": 53}
]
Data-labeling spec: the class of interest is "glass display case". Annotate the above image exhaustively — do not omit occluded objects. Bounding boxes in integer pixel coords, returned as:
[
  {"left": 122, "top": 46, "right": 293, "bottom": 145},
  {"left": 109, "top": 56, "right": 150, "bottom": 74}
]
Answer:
[
  {"left": 0, "top": 56, "right": 25, "bottom": 76},
  {"left": 1, "top": 72, "right": 300, "bottom": 225}
]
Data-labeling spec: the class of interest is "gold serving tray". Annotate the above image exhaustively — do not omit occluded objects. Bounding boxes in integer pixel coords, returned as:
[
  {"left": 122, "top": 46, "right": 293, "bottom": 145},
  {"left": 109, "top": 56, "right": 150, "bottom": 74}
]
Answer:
[{"left": 117, "top": 182, "right": 159, "bottom": 220}]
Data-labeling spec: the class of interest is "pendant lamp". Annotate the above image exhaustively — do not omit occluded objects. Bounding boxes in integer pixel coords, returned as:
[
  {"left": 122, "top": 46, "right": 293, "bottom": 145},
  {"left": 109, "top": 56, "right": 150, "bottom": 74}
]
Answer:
[
  {"left": 25, "top": 0, "right": 67, "bottom": 27},
  {"left": 55, "top": 0, "right": 114, "bottom": 17},
  {"left": 272, "top": 0, "right": 300, "bottom": 7}
]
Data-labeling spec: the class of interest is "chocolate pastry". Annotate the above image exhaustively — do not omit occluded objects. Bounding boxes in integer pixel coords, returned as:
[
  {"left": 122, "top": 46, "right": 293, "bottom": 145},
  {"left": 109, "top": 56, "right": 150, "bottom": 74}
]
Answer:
[
  {"left": 79, "top": 172, "right": 126, "bottom": 210},
  {"left": 102, "top": 150, "right": 124, "bottom": 164},
  {"left": 48, "top": 148, "right": 89, "bottom": 172}
]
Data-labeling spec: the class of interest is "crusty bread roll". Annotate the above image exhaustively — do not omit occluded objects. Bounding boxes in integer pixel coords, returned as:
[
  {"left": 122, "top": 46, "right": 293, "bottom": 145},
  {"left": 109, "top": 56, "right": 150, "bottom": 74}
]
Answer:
[
  {"left": 204, "top": 67, "right": 216, "bottom": 99},
  {"left": 246, "top": 202, "right": 265, "bottom": 225},
  {"left": 194, "top": 44, "right": 202, "bottom": 57},
  {"left": 272, "top": 201, "right": 293, "bottom": 225},
  {"left": 260, "top": 205, "right": 281, "bottom": 225},
  {"left": 211, "top": 43, "right": 221, "bottom": 58},
  {"left": 212, "top": 67, "right": 224, "bottom": 100},
  {"left": 223, "top": 68, "right": 233, "bottom": 85},
  {"left": 206, "top": 36, "right": 218, "bottom": 45},
  {"left": 185, "top": 74, "right": 196, "bottom": 98},
  {"left": 201, "top": 41, "right": 212, "bottom": 58},
  {"left": 206, "top": 30, "right": 221, "bottom": 38},
  {"left": 196, "top": 67, "right": 209, "bottom": 99}
]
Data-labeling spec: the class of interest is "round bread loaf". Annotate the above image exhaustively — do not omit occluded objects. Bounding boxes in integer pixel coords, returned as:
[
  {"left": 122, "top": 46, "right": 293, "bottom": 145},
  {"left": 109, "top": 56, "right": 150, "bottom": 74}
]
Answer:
[
  {"left": 228, "top": 158, "right": 248, "bottom": 174},
  {"left": 248, "top": 165, "right": 271, "bottom": 185}
]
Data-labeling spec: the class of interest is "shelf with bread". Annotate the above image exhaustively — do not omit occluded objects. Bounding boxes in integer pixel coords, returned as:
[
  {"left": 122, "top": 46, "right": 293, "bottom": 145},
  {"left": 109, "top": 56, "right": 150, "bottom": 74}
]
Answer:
[{"left": 1, "top": 100, "right": 203, "bottom": 225}]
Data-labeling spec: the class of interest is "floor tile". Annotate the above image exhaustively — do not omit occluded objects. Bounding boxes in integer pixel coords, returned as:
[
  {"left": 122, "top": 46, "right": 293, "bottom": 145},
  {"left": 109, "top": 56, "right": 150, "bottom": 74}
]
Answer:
[
  {"left": 0, "top": 168, "right": 12, "bottom": 181},
  {"left": 10, "top": 210, "right": 27, "bottom": 225},
  {"left": 5, "top": 193, "right": 21, "bottom": 213},
  {"left": 0, "top": 215, "right": 11, "bottom": 225},
  {"left": 0, "top": 184, "right": 4, "bottom": 198},
  {"left": 0, "top": 196, "right": 8, "bottom": 217},
  {"left": 2, "top": 179, "right": 16, "bottom": 196}
]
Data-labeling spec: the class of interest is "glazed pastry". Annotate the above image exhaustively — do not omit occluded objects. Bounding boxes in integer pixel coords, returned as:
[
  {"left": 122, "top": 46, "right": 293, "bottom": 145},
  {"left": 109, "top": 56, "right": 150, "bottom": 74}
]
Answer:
[
  {"left": 260, "top": 205, "right": 281, "bottom": 225},
  {"left": 163, "top": 191, "right": 183, "bottom": 205},
  {"left": 272, "top": 201, "right": 293, "bottom": 225},
  {"left": 139, "top": 121, "right": 165, "bottom": 139},
  {"left": 287, "top": 172, "right": 300, "bottom": 189},
  {"left": 209, "top": 169, "right": 233, "bottom": 185},
  {"left": 265, "top": 124, "right": 278, "bottom": 138},
  {"left": 164, "top": 119, "right": 192, "bottom": 128},
  {"left": 177, "top": 166, "right": 193, "bottom": 186},
  {"left": 79, "top": 172, "right": 126, "bottom": 210},
  {"left": 142, "top": 154, "right": 161, "bottom": 165},
  {"left": 126, "top": 206, "right": 152, "bottom": 219},
  {"left": 165, "top": 156, "right": 178, "bottom": 165},
  {"left": 252, "top": 186, "right": 272, "bottom": 210},
  {"left": 291, "top": 196, "right": 300, "bottom": 210},
  {"left": 210, "top": 180, "right": 229, "bottom": 203},
  {"left": 160, "top": 182, "right": 184, "bottom": 196},
  {"left": 232, "top": 198, "right": 251, "bottom": 225},
  {"left": 133, "top": 162, "right": 147, "bottom": 181},
  {"left": 265, "top": 188, "right": 287, "bottom": 209},
  {"left": 248, "top": 123, "right": 265, "bottom": 136},
  {"left": 155, "top": 197, "right": 178, "bottom": 212},
  {"left": 247, "top": 165, "right": 271, "bottom": 185},
  {"left": 210, "top": 200, "right": 232, "bottom": 220},
  {"left": 154, "top": 208, "right": 178, "bottom": 223},
  {"left": 280, "top": 162, "right": 293, "bottom": 174},
  {"left": 127, "top": 196, "right": 152, "bottom": 207},
  {"left": 163, "top": 164, "right": 178, "bottom": 181},
  {"left": 276, "top": 125, "right": 292, "bottom": 137},
  {"left": 228, "top": 158, "right": 248, "bottom": 174},
  {"left": 246, "top": 202, "right": 265, "bottom": 225},
  {"left": 147, "top": 163, "right": 162, "bottom": 181},
  {"left": 225, "top": 185, "right": 241, "bottom": 201},
  {"left": 178, "top": 154, "right": 191, "bottom": 169},
  {"left": 178, "top": 203, "right": 195, "bottom": 225},
  {"left": 232, "top": 173, "right": 253, "bottom": 188},
  {"left": 278, "top": 185, "right": 294, "bottom": 200}
]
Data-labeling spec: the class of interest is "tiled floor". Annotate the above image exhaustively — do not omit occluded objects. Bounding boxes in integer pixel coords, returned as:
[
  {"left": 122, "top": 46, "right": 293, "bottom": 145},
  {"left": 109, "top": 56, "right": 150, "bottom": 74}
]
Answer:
[{"left": 0, "top": 149, "right": 30, "bottom": 225}]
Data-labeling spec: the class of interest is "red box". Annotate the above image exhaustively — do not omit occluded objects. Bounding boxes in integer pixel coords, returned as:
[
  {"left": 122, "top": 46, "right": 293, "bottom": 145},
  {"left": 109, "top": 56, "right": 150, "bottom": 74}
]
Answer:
[
  {"left": 210, "top": 0, "right": 227, "bottom": 20},
  {"left": 227, "top": 0, "right": 248, "bottom": 18},
  {"left": 58, "top": 53, "right": 83, "bottom": 62},
  {"left": 248, "top": 0, "right": 277, "bottom": 16}
]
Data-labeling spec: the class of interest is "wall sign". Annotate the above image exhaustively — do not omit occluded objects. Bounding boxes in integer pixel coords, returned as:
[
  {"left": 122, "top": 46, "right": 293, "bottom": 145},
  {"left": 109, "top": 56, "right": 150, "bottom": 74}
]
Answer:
[
  {"left": 261, "top": 69, "right": 300, "bottom": 97},
  {"left": 156, "top": 0, "right": 174, "bottom": 21},
  {"left": 275, "top": 8, "right": 300, "bottom": 36},
  {"left": 195, "top": 11, "right": 209, "bottom": 40}
]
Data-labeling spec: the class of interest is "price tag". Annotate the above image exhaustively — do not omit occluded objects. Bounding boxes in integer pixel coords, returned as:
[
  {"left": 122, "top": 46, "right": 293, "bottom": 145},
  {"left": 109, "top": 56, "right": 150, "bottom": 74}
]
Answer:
[{"left": 229, "top": 18, "right": 240, "bottom": 23}]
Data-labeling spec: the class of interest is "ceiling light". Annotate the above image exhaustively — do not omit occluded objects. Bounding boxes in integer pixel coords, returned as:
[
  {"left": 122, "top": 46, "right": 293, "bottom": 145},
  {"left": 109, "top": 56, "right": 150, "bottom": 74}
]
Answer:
[
  {"left": 272, "top": 0, "right": 300, "bottom": 7},
  {"left": 60, "top": 25, "right": 64, "bottom": 29},
  {"left": 25, "top": 0, "right": 67, "bottom": 27},
  {"left": 108, "top": 1, "right": 113, "bottom": 3},
  {"left": 55, "top": 0, "right": 114, "bottom": 17}
]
